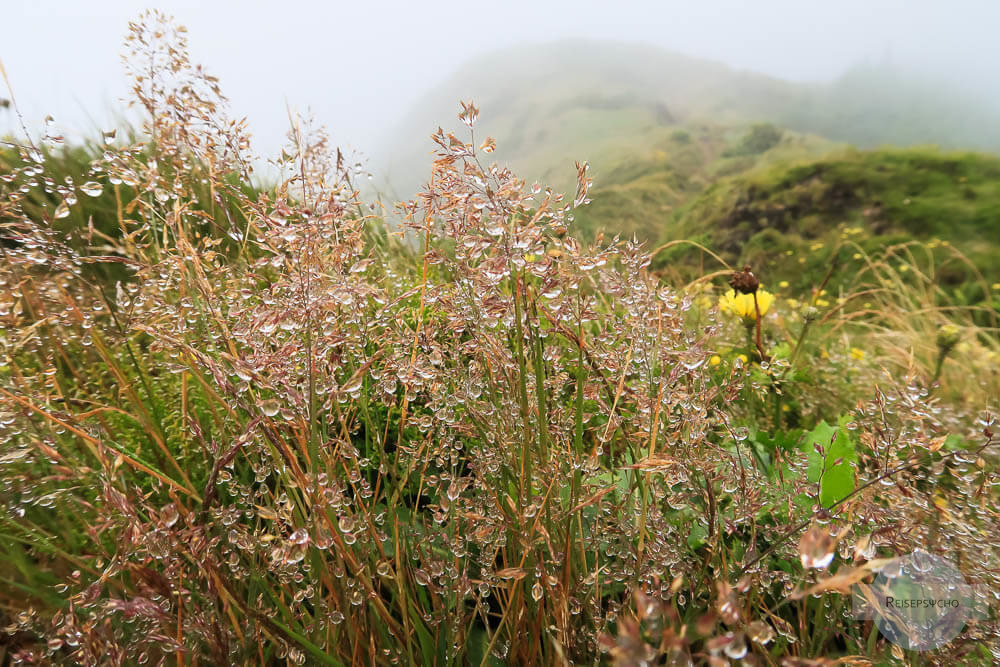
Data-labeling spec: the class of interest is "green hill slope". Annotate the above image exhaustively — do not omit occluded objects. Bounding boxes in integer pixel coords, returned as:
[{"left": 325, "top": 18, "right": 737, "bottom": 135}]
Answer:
[
  {"left": 655, "top": 148, "right": 1000, "bottom": 298},
  {"left": 375, "top": 40, "right": 1000, "bottom": 201}
]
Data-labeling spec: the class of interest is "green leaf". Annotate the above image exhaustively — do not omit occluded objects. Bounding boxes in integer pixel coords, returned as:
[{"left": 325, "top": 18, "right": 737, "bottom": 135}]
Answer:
[
  {"left": 687, "top": 522, "right": 708, "bottom": 550},
  {"left": 802, "top": 419, "right": 857, "bottom": 507}
]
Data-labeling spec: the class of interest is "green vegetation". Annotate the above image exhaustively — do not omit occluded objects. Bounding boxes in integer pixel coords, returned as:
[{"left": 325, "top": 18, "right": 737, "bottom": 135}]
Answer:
[
  {"left": 1, "top": 13, "right": 999, "bottom": 666},
  {"left": 722, "top": 123, "right": 783, "bottom": 157},
  {"left": 657, "top": 148, "right": 1000, "bottom": 303}
]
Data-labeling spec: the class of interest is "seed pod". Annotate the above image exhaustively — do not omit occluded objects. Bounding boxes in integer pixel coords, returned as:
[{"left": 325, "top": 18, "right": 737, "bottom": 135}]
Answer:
[{"left": 728, "top": 265, "right": 759, "bottom": 295}]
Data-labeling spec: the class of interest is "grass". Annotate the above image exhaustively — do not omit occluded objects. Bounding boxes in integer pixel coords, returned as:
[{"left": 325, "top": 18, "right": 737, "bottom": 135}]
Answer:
[{"left": 1, "top": 12, "right": 999, "bottom": 666}]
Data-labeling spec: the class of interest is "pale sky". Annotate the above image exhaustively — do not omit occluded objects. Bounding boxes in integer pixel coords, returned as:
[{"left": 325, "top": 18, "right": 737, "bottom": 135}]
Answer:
[{"left": 3, "top": 0, "right": 1000, "bottom": 162}]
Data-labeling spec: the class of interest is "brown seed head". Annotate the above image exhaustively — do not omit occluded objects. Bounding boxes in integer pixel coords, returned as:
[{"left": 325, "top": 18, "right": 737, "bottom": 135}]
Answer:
[{"left": 728, "top": 265, "right": 760, "bottom": 295}]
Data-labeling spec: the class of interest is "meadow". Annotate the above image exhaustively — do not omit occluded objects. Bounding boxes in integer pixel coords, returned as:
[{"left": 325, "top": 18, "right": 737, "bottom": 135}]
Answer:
[{"left": 1, "top": 13, "right": 998, "bottom": 666}]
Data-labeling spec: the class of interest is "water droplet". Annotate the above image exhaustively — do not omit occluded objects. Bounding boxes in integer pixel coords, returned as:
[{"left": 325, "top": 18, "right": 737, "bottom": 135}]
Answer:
[
  {"left": 259, "top": 399, "right": 280, "bottom": 417},
  {"left": 79, "top": 181, "right": 103, "bottom": 197}
]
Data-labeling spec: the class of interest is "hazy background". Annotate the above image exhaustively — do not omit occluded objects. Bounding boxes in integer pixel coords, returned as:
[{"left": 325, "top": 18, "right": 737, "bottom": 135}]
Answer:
[{"left": 4, "top": 0, "right": 1000, "bottom": 180}]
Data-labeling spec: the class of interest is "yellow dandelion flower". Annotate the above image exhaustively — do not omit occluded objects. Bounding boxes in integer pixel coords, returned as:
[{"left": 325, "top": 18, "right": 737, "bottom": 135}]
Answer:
[
  {"left": 709, "top": 355, "right": 722, "bottom": 366},
  {"left": 718, "top": 289, "right": 774, "bottom": 324},
  {"left": 736, "top": 353, "right": 749, "bottom": 365},
  {"left": 781, "top": 404, "right": 791, "bottom": 412},
  {"left": 850, "top": 347, "right": 866, "bottom": 360},
  {"left": 779, "top": 280, "right": 789, "bottom": 288}
]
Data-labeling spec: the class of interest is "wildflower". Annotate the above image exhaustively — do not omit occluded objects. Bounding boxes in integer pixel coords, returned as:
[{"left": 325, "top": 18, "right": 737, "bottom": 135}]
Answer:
[
  {"left": 778, "top": 280, "right": 789, "bottom": 288},
  {"left": 850, "top": 347, "right": 866, "bottom": 360},
  {"left": 853, "top": 252, "right": 863, "bottom": 260},
  {"left": 709, "top": 355, "right": 722, "bottom": 366},
  {"left": 899, "top": 264, "right": 910, "bottom": 273},
  {"left": 718, "top": 288, "right": 774, "bottom": 324},
  {"left": 786, "top": 298, "right": 800, "bottom": 309},
  {"left": 936, "top": 324, "right": 961, "bottom": 353},
  {"left": 736, "top": 353, "right": 749, "bottom": 365},
  {"left": 991, "top": 283, "right": 1000, "bottom": 291},
  {"left": 815, "top": 298, "right": 830, "bottom": 308}
]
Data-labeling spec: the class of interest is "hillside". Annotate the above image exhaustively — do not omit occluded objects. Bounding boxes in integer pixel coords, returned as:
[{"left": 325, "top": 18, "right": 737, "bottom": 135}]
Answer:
[
  {"left": 374, "top": 40, "right": 1000, "bottom": 201},
  {"left": 654, "top": 148, "right": 1000, "bottom": 301}
]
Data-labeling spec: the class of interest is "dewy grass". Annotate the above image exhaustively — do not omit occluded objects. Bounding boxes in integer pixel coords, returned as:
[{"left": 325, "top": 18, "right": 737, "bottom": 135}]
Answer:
[{"left": 1, "top": 11, "right": 999, "bottom": 666}]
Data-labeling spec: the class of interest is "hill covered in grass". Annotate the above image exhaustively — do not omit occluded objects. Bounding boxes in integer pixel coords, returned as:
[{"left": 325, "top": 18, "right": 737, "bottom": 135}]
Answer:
[
  {"left": 655, "top": 148, "right": 1000, "bottom": 292},
  {"left": 375, "top": 40, "right": 1000, "bottom": 200}
]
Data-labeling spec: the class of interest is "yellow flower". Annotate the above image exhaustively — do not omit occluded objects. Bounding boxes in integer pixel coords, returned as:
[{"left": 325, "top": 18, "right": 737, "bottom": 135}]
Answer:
[
  {"left": 815, "top": 298, "right": 830, "bottom": 308},
  {"left": 899, "top": 264, "right": 910, "bottom": 273},
  {"left": 781, "top": 404, "right": 790, "bottom": 412},
  {"left": 779, "top": 280, "right": 789, "bottom": 288},
  {"left": 853, "top": 253, "right": 863, "bottom": 260},
  {"left": 709, "top": 355, "right": 722, "bottom": 366},
  {"left": 992, "top": 283, "right": 1000, "bottom": 291},
  {"left": 850, "top": 347, "right": 866, "bottom": 360},
  {"left": 736, "top": 353, "right": 749, "bottom": 365},
  {"left": 718, "top": 289, "right": 774, "bottom": 324}
]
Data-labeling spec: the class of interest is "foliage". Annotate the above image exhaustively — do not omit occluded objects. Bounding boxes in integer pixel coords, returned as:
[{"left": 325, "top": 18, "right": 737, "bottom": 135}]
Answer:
[
  {"left": 1, "top": 13, "right": 999, "bottom": 666},
  {"left": 722, "top": 124, "right": 783, "bottom": 157}
]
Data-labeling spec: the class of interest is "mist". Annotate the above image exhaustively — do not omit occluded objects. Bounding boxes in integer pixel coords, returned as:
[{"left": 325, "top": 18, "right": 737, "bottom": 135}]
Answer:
[{"left": 5, "top": 0, "right": 1000, "bottom": 167}]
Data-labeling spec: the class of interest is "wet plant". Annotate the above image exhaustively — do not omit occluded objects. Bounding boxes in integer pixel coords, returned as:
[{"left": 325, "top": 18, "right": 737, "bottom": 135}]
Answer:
[{"left": 1, "top": 11, "right": 998, "bottom": 666}]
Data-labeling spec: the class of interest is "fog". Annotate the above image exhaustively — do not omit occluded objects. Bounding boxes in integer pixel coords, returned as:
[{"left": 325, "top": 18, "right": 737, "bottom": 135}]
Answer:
[{"left": 4, "top": 0, "right": 1000, "bottom": 163}]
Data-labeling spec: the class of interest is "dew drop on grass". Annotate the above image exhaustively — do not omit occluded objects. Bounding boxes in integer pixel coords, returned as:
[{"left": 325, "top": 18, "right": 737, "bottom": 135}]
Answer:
[
  {"left": 54, "top": 200, "right": 71, "bottom": 219},
  {"left": 722, "top": 633, "right": 748, "bottom": 659},
  {"left": 161, "top": 503, "right": 179, "bottom": 528},
  {"left": 799, "top": 525, "right": 835, "bottom": 570},
  {"left": 746, "top": 620, "right": 775, "bottom": 645},
  {"left": 80, "top": 181, "right": 104, "bottom": 197},
  {"left": 531, "top": 581, "right": 543, "bottom": 602},
  {"left": 259, "top": 398, "right": 280, "bottom": 417}
]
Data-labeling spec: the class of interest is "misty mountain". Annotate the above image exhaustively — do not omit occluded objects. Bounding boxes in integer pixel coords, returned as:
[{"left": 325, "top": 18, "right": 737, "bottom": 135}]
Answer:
[{"left": 373, "top": 40, "right": 1000, "bottom": 200}]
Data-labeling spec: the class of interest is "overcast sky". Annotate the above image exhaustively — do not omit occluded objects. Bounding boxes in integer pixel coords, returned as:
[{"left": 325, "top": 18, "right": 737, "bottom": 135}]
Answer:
[{"left": 4, "top": 0, "right": 1000, "bottom": 160}]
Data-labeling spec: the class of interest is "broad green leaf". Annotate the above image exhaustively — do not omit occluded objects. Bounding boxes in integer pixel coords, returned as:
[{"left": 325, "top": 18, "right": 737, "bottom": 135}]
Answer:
[{"left": 802, "top": 418, "right": 857, "bottom": 507}]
